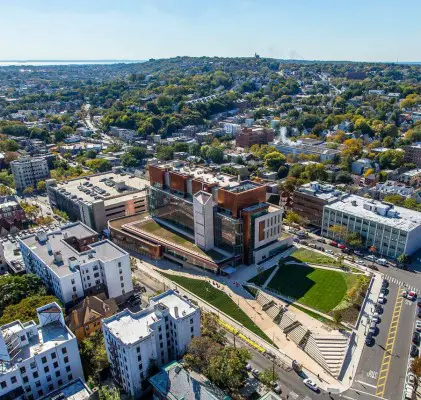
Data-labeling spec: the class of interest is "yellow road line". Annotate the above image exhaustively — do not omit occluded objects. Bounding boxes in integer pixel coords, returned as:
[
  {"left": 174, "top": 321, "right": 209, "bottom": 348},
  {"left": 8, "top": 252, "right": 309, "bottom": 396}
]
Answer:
[{"left": 375, "top": 287, "right": 403, "bottom": 397}]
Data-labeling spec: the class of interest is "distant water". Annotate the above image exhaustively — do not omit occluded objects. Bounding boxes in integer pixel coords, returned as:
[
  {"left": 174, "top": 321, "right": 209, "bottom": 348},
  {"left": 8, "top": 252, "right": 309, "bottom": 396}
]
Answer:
[{"left": 0, "top": 60, "right": 144, "bottom": 67}]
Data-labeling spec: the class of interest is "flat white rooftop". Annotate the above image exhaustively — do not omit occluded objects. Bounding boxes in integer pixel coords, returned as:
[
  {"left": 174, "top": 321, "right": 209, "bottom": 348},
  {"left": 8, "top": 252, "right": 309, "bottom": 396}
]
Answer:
[{"left": 325, "top": 194, "right": 421, "bottom": 231}]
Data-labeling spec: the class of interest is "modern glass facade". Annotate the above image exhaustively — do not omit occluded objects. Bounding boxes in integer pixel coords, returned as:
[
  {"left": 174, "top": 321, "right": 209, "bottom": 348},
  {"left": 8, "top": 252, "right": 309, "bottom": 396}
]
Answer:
[
  {"left": 214, "top": 212, "right": 243, "bottom": 255},
  {"left": 147, "top": 186, "right": 195, "bottom": 235}
]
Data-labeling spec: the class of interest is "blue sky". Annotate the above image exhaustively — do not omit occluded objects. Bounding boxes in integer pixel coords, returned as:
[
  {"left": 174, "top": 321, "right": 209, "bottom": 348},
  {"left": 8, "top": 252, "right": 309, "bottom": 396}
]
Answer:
[{"left": 1, "top": 0, "right": 420, "bottom": 62}]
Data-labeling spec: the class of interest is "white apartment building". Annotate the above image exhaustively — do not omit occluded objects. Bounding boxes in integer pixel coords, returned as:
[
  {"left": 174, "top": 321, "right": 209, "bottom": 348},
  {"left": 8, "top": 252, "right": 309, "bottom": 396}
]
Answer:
[
  {"left": 322, "top": 194, "right": 421, "bottom": 258},
  {"left": 0, "top": 302, "right": 84, "bottom": 400},
  {"left": 11, "top": 156, "right": 50, "bottom": 191},
  {"left": 102, "top": 290, "right": 200, "bottom": 398},
  {"left": 18, "top": 222, "right": 133, "bottom": 307}
]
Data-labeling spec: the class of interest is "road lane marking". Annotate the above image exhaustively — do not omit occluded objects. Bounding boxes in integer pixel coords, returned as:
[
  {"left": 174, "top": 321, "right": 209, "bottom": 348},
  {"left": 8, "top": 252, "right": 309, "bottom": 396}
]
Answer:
[
  {"left": 375, "top": 288, "right": 403, "bottom": 397},
  {"left": 357, "top": 380, "right": 377, "bottom": 388},
  {"left": 348, "top": 387, "right": 389, "bottom": 399}
]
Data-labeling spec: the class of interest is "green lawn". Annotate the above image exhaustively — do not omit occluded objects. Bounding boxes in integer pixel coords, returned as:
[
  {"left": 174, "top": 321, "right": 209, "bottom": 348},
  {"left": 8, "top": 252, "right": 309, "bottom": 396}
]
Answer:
[
  {"left": 266, "top": 263, "right": 349, "bottom": 313},
  {"left": 135, "top": 219, "right": 226, "bottom": 261},
  {"left": 160, "top": 273, "right": 274, "bottom": 344},
  {"left": 289, "top": 248, "right": 341, "bottom": 266},
  {"left": 247, "top": 266, "right": 277, "bottom": 286}
]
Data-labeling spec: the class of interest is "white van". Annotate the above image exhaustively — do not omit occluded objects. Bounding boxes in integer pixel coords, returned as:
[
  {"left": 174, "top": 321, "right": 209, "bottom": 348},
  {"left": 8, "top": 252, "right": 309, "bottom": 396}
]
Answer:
[{"left": 377, "top": 258, "right": 387, "bottom": 265}]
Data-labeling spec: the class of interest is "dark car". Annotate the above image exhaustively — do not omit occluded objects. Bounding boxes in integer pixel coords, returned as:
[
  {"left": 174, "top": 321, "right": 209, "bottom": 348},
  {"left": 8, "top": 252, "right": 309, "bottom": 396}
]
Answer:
[
  {"left": 417, "top": 300, "right": 421, "bottom": 307},
  {"left": 411, "top": 344, "right": 419, "bottom": 357},
  {"left": 375, "top": 304, "right": 383, "bottom": 313},
  {"left": 382, "top": 279, "right": 389, "bottom": 287},
  {"left": 380, "top": 287, "right": 388, "bottom": 295},
  {"left": 365, "top": 333, "right": 374, "bottom": 346},
  {"left": 413, "top": 331, "right": 420, "bottom": 345},
  {"left": 418, "top": 308, "right": 421, "bottom": 318}
]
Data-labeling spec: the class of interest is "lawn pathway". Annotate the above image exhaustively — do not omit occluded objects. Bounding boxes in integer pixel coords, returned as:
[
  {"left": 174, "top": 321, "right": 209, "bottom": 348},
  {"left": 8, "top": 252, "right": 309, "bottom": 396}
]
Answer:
[{"left": 262, "top": 265, "right": 279, "bottom": 289}]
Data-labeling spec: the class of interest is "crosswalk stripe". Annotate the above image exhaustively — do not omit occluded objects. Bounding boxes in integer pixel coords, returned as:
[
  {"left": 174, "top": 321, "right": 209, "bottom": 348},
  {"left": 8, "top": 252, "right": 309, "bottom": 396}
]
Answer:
[{"left": 288, "top": 391, "right": 299, "bottom": 399}]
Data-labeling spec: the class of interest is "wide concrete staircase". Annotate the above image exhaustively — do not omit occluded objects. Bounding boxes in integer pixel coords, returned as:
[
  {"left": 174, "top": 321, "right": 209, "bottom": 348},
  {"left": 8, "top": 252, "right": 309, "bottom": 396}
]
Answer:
[{"left": 252, "top": 288, "right": 350, "bottom": 378}]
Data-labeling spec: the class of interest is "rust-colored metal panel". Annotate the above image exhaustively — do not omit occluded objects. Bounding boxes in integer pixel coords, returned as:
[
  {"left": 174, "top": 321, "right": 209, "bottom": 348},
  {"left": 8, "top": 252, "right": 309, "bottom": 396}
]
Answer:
[
  {"left": 149, "top": 165, "right": 165, "bottom": 186},
  {"left": 192, "top": 179, "right": 203, "bottom": 195},
  {"left": 259, "top": 221, "right": 265, "bottom": 241},
  {"left": 218, "top": 185, "right": 267, "bottom": 218},
  {"left": 169, "top": 171, "right": 187, "bottom": 193}
]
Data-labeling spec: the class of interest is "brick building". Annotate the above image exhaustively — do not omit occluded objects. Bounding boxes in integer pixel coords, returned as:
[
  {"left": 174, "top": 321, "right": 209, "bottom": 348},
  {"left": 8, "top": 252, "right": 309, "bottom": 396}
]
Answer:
[{"left": 235, "top": 126, "right": 274, "bottom": 148}]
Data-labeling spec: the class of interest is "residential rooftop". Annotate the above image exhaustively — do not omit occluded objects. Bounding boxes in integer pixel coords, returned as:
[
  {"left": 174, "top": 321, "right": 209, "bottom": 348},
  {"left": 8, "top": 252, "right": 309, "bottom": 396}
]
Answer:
[
  {"left": 40, "top": 378, "right": 93, "bottom": 400},
  {"left": 104, "top": 290, "right": 197, "bottom": 345},
  {"left": 325, "top": 194, "right": 421, "bottom": 231},
  {"left": 149, "top": 361, "right": 230, "bottom": 400},
  {"left": 19, "top": 222, "right": 127, "bottom": 278}
]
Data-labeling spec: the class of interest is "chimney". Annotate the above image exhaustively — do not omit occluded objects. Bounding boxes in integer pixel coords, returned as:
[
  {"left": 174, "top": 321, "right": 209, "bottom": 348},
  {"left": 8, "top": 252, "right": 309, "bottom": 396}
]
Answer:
[
  {"left": 53, "top": 251, "right": 63, "bottom": 264},
  {"left": 174, "top": 306, "right": 179, "bottom": 318},
  {"left": 72, "top": 309, "right": 79, "bottom": 328}
]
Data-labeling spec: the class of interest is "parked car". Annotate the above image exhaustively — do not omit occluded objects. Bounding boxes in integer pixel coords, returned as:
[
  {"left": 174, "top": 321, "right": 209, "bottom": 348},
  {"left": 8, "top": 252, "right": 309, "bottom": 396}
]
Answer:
[
  {"left": 378, "top": 293, "right": 385, "bottom": 304},
  {"left": 354, "top": 250, "right": 364, "bottom": 257},
  {"left": 273, "top": 384, "right": 282, "bottom": 394},
  {"left": 303, "top": 378, "right": 318, "bottom": 391},
  {"left": 417, "top": 300, "right": 421, "bottom": 307},
  {"left": 416, "top": 321, "right": 421, "bottom": 332},
  {"left": 246, "top": 363, "right": 252, "bottom": 371},
  {"left": 413, "top": 331, "right": 420, "bottom": 345},
  {"left": 365, "top": 332, "right": 374, "bottom": 346},
  {"left": 372, "top": 314, "right": 381, "bottom": 323},
  {"left": 338, "top": 244, "right": 346, "bottom": 250},
  {"left": 329, "top": 241, "right": 338, "bottom": 247},
  {"left": 382, "top": 279, "right": 389, "bottom": 288},
  {"left": 408, "top": 291, "right": 417, "bottom": 301},
  {"left": 375, "top": 304, "right": 383, "bottom": 313},
  {"left": 326, "top": 249, "right": 334, "bottom": 255},
  {"left": 365, "top": 255, "right": 377, "bottom": 262},
  {"left": 356, "top": 260, "right": 365, "bottom": 265},
  {"left": 377, "top": 258, "right": 388, "bottom": 266},
  {"left": 406, "top": 372, "right": 416, "bottom": 388},
  {"left": 317, "top": 238, "right": 326, "bottom": 243},
  {"left": 418, "top": 308, "right": 421, "bottom": 318},
  {"left": 411, "top": 345, "right": 419, "bottom": 357},
  {"left": 369, "top": 321, "right": 378, "bottom": 335},
  {"left": 252, "top": 369, "right": 260, "bottom": 378}
]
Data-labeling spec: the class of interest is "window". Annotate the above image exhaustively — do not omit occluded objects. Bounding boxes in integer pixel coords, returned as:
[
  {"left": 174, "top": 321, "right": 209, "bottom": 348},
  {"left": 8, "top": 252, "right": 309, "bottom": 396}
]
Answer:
[
  {"left": 55, "top": 371, "right": 61, "bottom": 377},
  {"left": 0, "top": 381, "right": 6, "bottom": 389},
  {"left": 51, "top": 352, "right": 57, "bottom": 360},
  {"left": 121, "top": 283, "right": 124, "bottom": 288},
  {"left": 33, "top": 372, "right": 39, "bottom": 379},
  {"left": 20, "top": 366, "right": 26, "bottom": 374},
  {"left": 49, "top": 385, "right": 54, "bottom": 392},
  {"left": 137, "top": 355, "right": 142, "bottom": 362},
  {"left": 190, "top": 318, "right": 193, "bottom": 324},
  {"left": 73, "top": 286, "right": 77, "bottom": 292},
  {"left": 137, "top": 347, "right": 140, "bottom": 353},
  {"left": 53, "top": 361, "right": 58, "bottom": 369},
  {"left": 20, "top": 335, "right": 26, "bottom": 342},
  {"left": 64, "top": 356, "right": 69, "bottom": 363},
  {"left": 41, "top": 356, "right": 47, "bottom": 364},
  {"left": 66, "top": 366, "right": 71, "bottom": 372},
  {"left": 25, "top": 386, "right": 31, "bottom": 393},
  {"left": 35, "top": 381, "right": 41, "bottom": 387},
  {"left": 23, "top": 376, "right": 29, "bottom": 384},
  {"left": 190, "top": 327, "right": 194, "bottom": 333},
  {"left": 46, "top": 375, "right": 52, "bottom": 382},
  {"left": 68, "top": 374, "right": 73, "bottom": 381},
  {"left": 58, "top": 379, "right": 63, "bottom": 386},
  {"left": 44, "top": 366, "right": 49, "bottom": 373},
  {"left": 118, "top": 262, "right": 121, "bottom": 268},
  {"left": 62, "top": 347, "right": 67, "bottom": 354}
]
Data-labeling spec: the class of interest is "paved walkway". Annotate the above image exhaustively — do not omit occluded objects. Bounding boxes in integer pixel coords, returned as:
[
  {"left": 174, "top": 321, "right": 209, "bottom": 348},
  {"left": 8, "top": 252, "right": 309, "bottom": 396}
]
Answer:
[{"left": 262, "top": 266, "right": 279, "bottom": 289}]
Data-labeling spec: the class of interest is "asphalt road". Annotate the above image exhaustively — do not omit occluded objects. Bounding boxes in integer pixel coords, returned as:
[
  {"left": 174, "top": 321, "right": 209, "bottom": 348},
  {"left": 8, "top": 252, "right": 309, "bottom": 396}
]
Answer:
[
  {"left": 225, "top": 333, "right": 340, "bottom": 400},
  {"left": 340, "top": 282, "right": 418, "bottom": 400}
]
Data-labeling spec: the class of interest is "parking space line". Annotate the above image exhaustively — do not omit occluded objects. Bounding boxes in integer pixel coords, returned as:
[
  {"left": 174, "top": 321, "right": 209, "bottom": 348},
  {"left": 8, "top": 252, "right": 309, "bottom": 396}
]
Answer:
[
  {"left": 375, "top": 287, "right": 403, "bottom": 397},
  {"left": 357, "top": 380, "right": 378, "bottom": 389}
]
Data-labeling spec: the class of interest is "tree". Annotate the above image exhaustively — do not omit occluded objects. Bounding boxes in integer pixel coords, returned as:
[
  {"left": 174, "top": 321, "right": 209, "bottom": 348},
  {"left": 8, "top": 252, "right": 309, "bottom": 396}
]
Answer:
[
  {"left": 335, "top": 171, "right": 353, "bottom": 184},
  {"left": 379, "top": 149, "right": 404, "bottom": 169},
  {"left": 0, "top": 295, "right": 59, "bottom": 325},
  {"left": 37, "top": 180, "right": 46, "bottom": 192},
  {"left": 264, "top": 151, "right": 286, "bottom": 171},
  {"left": 341, "top": 139, "right": 363, "bottom": 158},
  {"left": 333, "top": 310, "right": 343, "bottom": 326},
  {"left": 183, "top": 336, "right": 221, "bottom": 372},
  {"left": 23, "top": 186, "right": 34, "bottom": 195},
  {"left": 206, "top": 146, "right": 224, "bottom": 164},
  {"left": 201, "top": 313, "right": 226, "bottom": 344},
  {"left": 411, "top": 357, "right": 421, "bottom": 378},
  {"left": 260, "top": 368, "right": 279, "bottom": 388},
  {"left": 397, "top": 254, "right": 410, "bottom": 265},
  {"left": 0, "top": 274, "right": 47, "bottom": 314},
  {"left": 207, "top": 346, "right": 251, "bottom": 391},
  {"left": 86, "top": 159, "right": 112, "bottom": 172},
  {"left": 20, "top": 202, "right": 40, "bottom": 220},
  {"left": 121, "top": 153, "right": 138, "bottom": 168},
  {"left": 284, "top": 210, "right": 304, "bottom": 227},
  {"left": 0, "top": 185, "right": 12, "bottom": 196},
  {"left": 85, "top": 149, "right": 97, "bottom": 159},
  {"left": 97, "top": 385, "right": 121, "bottom": 400},
  {"left": 80, "top": 331, "right": 109, "bottom": 383},
  {"left": 329, "top": 225, "right": 349, "bottom": 240},
  {"left": 55, "top": 126, "right": 73, "bottom": 142}
]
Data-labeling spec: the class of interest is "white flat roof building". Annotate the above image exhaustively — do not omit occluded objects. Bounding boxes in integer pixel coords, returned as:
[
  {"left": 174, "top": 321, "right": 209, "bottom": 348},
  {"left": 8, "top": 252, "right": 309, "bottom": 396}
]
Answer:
[
  {"left": 322, "top": 194, "right": 421, "bottom": 258},
  {"left": 102, "top": 290, "right": 200, "bottom": 398},
  {"left": 19, "top": 222, "right": 133, "bottom": 307},
  {"left": 0, "top": 303, "right": 84, "bottom": 400},
  {"left": 11, "top": 156, "right": 50, "bottom": 191}
]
